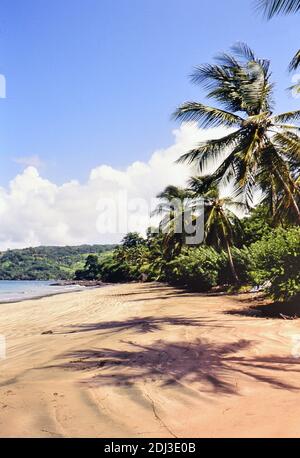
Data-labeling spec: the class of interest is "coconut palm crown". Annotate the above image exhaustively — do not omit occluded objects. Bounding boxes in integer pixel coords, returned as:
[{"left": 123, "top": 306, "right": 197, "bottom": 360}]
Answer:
[
  {"left": 174, "top": 43, "right": 300, "bottom": 221},
  {"left": 188, "top": 176, "right": 246, "bottom": 282}
]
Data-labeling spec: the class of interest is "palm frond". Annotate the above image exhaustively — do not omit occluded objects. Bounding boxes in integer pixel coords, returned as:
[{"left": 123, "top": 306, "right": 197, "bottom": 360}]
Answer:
[
  {"left": 190, "top": 64, "right": 231, "bottom": 89},
  {"left": 215, "top": 52, "right": 240, "bottom": 68},
  {"left": 289, "top": 82, "right": 300, "bottom": 95},
  {"left": 275, "top": 124, "right": 300, "bottom": 132},
  {"left": 176, "top": 129, "right": 243, "bottom": 170},
  {"left": 289, "top": 49, "right": 300, "bottom": 71},
  {"left": 187, "top": 175, "right": 214, "bottom": 193},
  {"left": 256, "top": 0, "right": 300, "bottom": 18},
  {"left": 231, "top": 42, "right": 256, "bottom": 62},
  {"left": 173, "top": 102, "right": 244, "bottom": 128},
  {"left": 156, "top": 185, "right": 191, "bottom": 200},
  {"left": 273, "top": 131, "right": 300, "bottom": 161},
  {"left": 273, "top": 110, "right": 300, "bottom": 123}
]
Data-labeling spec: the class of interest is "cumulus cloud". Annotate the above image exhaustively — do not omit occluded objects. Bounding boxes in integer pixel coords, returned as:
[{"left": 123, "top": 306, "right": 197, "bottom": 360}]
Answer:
[{"left": 0, "top": 124, "right": 229, "bottom": 249}]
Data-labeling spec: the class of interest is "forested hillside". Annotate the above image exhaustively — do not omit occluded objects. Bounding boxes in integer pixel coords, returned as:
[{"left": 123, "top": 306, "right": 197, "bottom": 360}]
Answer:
[{"left": 0, "top": 245, "right": 115, "bottom": 280}]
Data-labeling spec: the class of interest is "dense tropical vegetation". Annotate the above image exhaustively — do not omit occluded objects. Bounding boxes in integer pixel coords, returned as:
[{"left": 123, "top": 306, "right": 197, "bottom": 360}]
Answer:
[
  {"left": 76, "top": 209, "right": 299, "bottom": 302},
  {"left": 0, "top": 244, "right": 114, "bottom": 280}
]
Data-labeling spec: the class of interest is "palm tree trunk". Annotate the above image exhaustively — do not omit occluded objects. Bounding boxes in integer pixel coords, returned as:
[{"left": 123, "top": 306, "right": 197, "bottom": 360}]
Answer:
[
  {"left": 288, "top": 192, "right": 300, "bottom": 223},
  {"left": 277, "top": 172, "right": 300, "bottom": 223},
  {"left": 225, "top": 238, "right": 239, "bottom": 284}
]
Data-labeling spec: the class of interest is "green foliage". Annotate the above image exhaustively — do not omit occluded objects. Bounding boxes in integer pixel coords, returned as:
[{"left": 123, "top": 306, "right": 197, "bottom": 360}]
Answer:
[
  {"left": 218, "top": 247, "right": 253, "bottom": 284},
  {"left": 93, "top": 232, "right": 169, "bottom": 283},
  {"left": 66, "top": 224, "right": 300, "bottom": 305},
  {"left": 97, "top": 240, "right": 150, "bottom": 283},
  {"left": 240, "top": 205, "right": 274, "bottom": 246},
  {"left": 165, "top": 247, "right": 221, "bottom": 291},
  {"left": 75, "top": 254, "right": 102, "bottom": 280},
  {"left": 121, "top": 232, "right": 145, "bottom": 248},
  {"left": 97, "top": 252, "right": 131, "bottom": 283},
  {"left": 249, "top": 227, "right": 300, "bottom": 301},
  {"left": 0, "top": 245, "right": 114, "bottom": 280}
]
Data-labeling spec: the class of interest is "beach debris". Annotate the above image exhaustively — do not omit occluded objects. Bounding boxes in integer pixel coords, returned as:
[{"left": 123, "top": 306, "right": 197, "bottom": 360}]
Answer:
[{"left": 41, "top": 330, "right": 53, "bottom": 335}]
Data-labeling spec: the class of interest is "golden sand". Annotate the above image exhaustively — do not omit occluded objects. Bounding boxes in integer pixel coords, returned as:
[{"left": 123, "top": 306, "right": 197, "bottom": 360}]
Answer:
[{"left": 0, "top": 282, "right": 300, "bottom": 438}]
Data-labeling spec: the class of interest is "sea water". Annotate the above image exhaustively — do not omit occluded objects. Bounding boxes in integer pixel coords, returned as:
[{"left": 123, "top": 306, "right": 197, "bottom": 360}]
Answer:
[{"left": 0, "top": 280, "right": 84, "bottom": 303}]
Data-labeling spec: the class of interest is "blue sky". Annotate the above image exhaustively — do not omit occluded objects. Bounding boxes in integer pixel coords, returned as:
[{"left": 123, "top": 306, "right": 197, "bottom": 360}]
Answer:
[{"left": 0, "top": 0, "right": 299, "bottom": 186}]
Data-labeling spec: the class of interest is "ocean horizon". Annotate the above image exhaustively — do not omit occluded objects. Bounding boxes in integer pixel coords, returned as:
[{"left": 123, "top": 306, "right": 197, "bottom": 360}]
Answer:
[{"left": 0, "top": 280, "right": 85, "bottom": 303}]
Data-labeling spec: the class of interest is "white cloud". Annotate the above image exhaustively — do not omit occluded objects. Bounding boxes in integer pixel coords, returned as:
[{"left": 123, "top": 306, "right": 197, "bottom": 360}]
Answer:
[
  {"left": 0, "top": 124, "right": 229, "bottom": 250},
  {"left": 13, "top": 154, "right": 44, "bottom": 169}
]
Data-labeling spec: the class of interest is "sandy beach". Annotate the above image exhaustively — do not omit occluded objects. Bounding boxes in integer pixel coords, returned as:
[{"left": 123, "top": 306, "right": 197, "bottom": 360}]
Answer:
[{"left": 1, "top": 282, "right": 300, "bottom": 438}]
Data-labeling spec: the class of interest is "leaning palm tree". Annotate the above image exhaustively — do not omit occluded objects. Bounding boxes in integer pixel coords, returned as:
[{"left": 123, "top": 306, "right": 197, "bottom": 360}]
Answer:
[
  {"left": 189, "top": 177, "right": 246, "bottom": 283},
  {"left": 174, "top": 44, "right": 300, "bottom": 222},
  {"left": 256, "top": 0, "right": 300, "bottom": 71}
]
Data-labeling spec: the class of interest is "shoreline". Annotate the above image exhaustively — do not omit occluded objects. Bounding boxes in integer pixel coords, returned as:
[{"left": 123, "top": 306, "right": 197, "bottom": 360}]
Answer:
[{"left": 0, "top": 282, "right": 109, "bottom": 305}]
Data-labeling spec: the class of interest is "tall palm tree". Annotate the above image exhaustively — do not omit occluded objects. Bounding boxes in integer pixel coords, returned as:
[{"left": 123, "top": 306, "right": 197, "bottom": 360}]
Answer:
[
  {"left": 188, "top": 177, "right": 246, "bottom": 283},
  {"left": 174, "top": 44, "right": 300, "bottom": 222}
]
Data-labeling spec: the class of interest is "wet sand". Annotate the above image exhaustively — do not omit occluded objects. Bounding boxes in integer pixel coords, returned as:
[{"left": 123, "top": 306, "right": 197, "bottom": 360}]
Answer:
[{"left": 1, "top": 282, "right": 300, "bottom": 438}]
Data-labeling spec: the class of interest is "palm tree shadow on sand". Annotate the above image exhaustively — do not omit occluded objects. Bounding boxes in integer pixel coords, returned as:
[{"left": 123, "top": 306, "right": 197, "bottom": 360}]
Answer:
[
  {"left": 58, "top": 316, "right": 226, "bottom": 336},
  {"left": 50, "top": 338, "right": 300, "bottom": 395}
]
